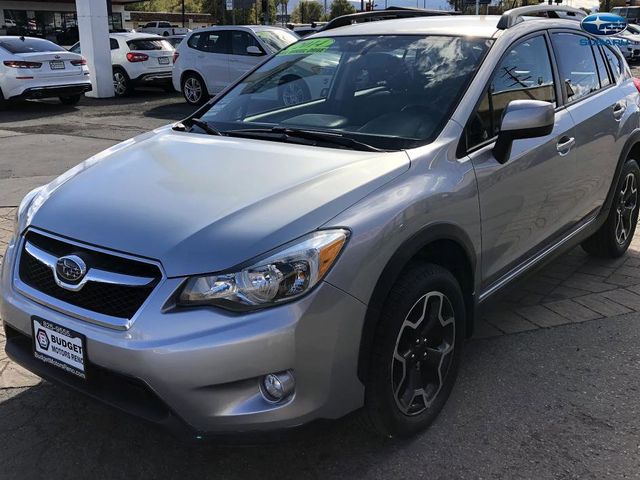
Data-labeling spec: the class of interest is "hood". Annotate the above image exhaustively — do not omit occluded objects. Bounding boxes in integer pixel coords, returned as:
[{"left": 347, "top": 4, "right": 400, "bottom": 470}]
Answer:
[{"left": 30, "top": 128, "right": 410, "bottom": 277}]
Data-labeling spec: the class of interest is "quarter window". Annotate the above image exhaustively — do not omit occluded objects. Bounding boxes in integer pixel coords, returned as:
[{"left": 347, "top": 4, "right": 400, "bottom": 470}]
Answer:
[
  {"left": 551, "top": 33, "right": 600, "bottom": 103},
  {"left": 603, "top": 47, "right": 622, "bottom": 82},
  {"left": 466, "top": 35, "right": 555, "bottom": 149},
  {"left": 110, "top": 38, "right": 119, "bottom": 50},
  {"left": 187, "top": 33, "right": 201, "bottom": 49}
]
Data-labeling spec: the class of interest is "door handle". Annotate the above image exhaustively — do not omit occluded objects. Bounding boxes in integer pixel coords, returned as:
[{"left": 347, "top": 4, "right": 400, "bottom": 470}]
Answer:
[
  {"left": 556, "top": 136, "right": 575, "bottom": 155},
  {"left": 613, "top": 101, "right": 626, "bottom": 120}
]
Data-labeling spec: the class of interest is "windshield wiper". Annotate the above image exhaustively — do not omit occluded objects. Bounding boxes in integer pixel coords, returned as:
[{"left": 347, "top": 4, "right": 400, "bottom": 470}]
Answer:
[
  {"left": 173, "top": 118, "right": 223, "bottom": 136},
  {"left": 225, "top": 127, "right": 383, "bottom": 152}
]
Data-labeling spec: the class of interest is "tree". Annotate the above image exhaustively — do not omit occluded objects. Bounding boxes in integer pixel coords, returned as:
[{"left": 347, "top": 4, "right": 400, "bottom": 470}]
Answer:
[
  {"left": 126, "top": 0, "right": 205, "bottom": 12},
  {"left": 290, "top": 0, "right": 324, "bottom": 23},
  {"left": 329, "top": 0, "right": 356, "bottom": 19}
]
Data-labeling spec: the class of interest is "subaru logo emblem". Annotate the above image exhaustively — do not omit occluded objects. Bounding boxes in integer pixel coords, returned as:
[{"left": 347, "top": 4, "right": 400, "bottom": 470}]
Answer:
[
  {"left": 581, "top": 13, "right": 627, "bottom": 36},
  {"left": 55, "top": 255, "right": 87, "bottom": 283},
  {"left": 54, "top": 55, "right": 61, "bottom": 59}
]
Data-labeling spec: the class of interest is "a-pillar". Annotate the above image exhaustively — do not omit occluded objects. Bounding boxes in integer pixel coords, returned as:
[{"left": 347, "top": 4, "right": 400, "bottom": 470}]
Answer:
[{"left": 76, "top": 0, "right": 114, "bottom": 98}]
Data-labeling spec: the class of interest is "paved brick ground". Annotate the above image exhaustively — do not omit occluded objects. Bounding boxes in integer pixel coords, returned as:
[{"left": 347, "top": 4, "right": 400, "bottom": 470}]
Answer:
[{"left": 2, "top": 203, "right": 640, "bottom": 389}]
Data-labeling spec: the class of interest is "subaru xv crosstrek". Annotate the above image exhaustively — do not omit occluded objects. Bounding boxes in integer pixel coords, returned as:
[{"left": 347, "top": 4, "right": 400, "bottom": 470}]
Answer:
[{"left": 2, "top": 6, "right": 640, "bottom": 438}]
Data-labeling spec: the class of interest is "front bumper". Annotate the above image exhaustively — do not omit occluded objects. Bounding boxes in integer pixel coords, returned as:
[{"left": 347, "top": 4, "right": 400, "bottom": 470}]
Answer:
[
  {"left": 0, "top": 234, "right": 366, "bottom": 436},
  {"left": 9, "top": 82, "right": 92, "bottom": 101}
]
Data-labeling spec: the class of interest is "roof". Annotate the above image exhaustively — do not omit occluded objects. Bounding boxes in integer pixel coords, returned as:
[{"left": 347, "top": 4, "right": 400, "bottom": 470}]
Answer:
[
  {"left": 309, "top": 13, "right": 586, "bottom": 39},
  {"left": 110, "top": 32, "right": 163, "bottom": 39},
  {"left": 310, "top": 15, "right": 502, "bottom": 38},
  {"left": 194, "top": 25, "right": 294, "bottom": 33}
]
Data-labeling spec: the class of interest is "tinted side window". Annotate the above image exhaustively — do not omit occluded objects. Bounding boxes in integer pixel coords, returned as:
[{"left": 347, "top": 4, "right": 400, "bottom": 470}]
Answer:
[
  {"left": 551, "top": 33, "right": 600, "bottom": 102},
  {"left": 187, "top": 33, "right": 201, "bottom": 49},
  {"left": 201, "top": 31, "right": 229, "bottom": 54},
  {"left": 159, "top": 22, "right": 172, "bottom": 28},
  {"left": 231, "top": 31, "right": 260, "bottom": 55},
  {"left": 594, "top": 46, "right": 611, "bottom": 88},
  {"left": 603, "top": 47, "right": 622, "bottom": 82},
  {"left": 110, "top": 38, "right": 119, "bottom": 50},
  {"left": 467, "top": 35, "right": 555, "bottom": 149}
]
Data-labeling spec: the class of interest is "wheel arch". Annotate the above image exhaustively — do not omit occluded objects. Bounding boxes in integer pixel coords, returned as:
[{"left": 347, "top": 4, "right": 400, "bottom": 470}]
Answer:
[
  {"left": 357, "top": 223, "right": 478, "bottom": 383},
  {"left": 180, "top": 69, "right": 205, "bottom": 87},
  {"left": 600, "top": 129, "right": 640, "bottom": 221}
]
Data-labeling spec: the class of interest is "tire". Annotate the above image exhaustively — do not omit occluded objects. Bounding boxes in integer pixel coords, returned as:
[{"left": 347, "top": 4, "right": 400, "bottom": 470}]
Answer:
[
  {"left": 582, "top": 158, "right": 640, "bottom": 258},
  {"left": 278, "top": 75, "right": 311, "bottom": 106},
  {"left": 59, "top": 94, "right": 81, "bottom": 106},
  {"left": 112, "top": 68, "right": 132, "bottom": 97},
  {"left": 0, "top": 88, "right": 6, "bottom": 111},
  {"left": 364, "top": 262, "right": 466, "bottom": 438},
  {"left": 182, "top": 72, "right": 208, "bottom": 106},
  {"left": 163, "top": 31, "right": 170, "bottom": 37}
]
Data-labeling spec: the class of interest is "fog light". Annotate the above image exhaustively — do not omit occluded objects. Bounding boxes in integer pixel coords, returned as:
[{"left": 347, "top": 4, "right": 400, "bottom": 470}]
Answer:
[{"left": 261, "top": 371, "right": 295, "bottom": 402}]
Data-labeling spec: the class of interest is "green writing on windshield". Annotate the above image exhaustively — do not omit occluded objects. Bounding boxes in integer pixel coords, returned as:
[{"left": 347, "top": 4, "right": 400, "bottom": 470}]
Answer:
[{"left": 279, "top": 38, "right": 335, "bottom": 55}]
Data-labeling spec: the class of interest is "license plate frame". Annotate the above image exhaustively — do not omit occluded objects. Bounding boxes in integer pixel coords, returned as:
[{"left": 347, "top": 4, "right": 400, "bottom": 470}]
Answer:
[
  {"left": 49, "top": 60, "right": 65, "bottom": 70},
  {"left": 32, "top": 317, "right": 87, "bottom": 380},
  {"left": 158, "top": 56, "right": 170, "bottom": 65}
]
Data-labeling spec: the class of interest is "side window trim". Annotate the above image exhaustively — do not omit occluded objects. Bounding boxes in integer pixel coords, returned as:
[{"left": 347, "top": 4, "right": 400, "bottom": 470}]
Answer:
[{"left": 461, "top": 31, "right": 559, "bottom": 156}]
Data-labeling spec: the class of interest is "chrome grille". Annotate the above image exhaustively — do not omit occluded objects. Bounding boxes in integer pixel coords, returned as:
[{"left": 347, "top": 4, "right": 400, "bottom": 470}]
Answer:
[{"left": 16, "top": 230, "right": 162, "bottom": 323}]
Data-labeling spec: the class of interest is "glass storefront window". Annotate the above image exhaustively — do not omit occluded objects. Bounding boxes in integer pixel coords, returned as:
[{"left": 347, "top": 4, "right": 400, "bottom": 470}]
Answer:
[{"left": 3, "top": 9, "right": 123, "bottom": 41}]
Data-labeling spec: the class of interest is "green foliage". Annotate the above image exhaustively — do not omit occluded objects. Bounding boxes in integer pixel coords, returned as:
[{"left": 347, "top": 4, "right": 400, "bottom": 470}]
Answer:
[
  {"left": 329, "top": 0, "right": 356, "bottom": 19},
  {"left": 290, "top": 1, "right": 324, "bottom": 22},
  {"left": 126, "top": 0, "right": 205, "bottom": 12}
]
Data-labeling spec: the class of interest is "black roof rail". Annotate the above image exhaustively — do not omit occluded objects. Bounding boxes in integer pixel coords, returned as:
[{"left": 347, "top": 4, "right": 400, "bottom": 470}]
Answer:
[
  {"left": 319, "top": 7, "right": 456, "bottom": 32},
  {"left": 497, "top": 4, "right": 587, "bottom": 30}
]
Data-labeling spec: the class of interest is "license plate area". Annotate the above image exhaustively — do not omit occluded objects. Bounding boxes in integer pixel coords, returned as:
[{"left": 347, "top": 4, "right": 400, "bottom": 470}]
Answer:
[
  {"left": 32, "top": 317, "right": 87, "bottom": 380},
  {"left": 49, "top": 60, "right": 65, "bottom": 70},
  {"left": 158, "top": 56, "right": 170, "bottom": 65}
]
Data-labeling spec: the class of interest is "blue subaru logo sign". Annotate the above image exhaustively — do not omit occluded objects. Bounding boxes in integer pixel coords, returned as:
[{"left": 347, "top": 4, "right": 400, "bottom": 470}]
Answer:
[{"left": 581, "top": 13, "right": 627, "bottom": 36}]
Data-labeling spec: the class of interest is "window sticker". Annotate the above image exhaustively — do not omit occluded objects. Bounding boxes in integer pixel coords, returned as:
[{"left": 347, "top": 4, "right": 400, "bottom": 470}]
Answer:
[{"left": 279, "top": 38, "right": 335, "bottom": 55}]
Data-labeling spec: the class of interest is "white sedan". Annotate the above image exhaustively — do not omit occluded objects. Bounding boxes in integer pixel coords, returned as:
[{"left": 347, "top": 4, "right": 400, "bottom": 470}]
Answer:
[{"left": 0, "top": 36, "right": 91, "bottom": 106}]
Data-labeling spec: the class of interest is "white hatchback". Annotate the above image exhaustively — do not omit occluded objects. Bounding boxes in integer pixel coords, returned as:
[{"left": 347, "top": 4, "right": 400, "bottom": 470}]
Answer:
[
  {"left": 172, "top": 25, "right": 298, "bottom": 105},
  {"left": 0, "top": 36, "right": 91, "bottom": 106},
  {"left": 70, "top": 32, "right": 174, "bottom": 97}
]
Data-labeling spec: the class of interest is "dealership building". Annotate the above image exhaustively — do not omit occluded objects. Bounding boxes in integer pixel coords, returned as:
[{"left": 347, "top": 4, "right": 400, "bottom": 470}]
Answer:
[{"left": 0, "top": 0, "right": 133, "bottom": 37}]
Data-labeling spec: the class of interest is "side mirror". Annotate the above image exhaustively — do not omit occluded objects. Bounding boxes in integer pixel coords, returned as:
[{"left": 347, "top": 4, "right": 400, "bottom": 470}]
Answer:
[
  {"left": 493, "top": 99, "right": 555, "bottom": 164},
  {"left": 246, "top": 45, "right": 263, "bottom": 56}
]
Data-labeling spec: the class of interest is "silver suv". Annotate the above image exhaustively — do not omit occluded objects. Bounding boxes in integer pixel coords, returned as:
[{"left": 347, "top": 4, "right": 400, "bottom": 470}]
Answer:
[{"left": 2, "top": 6, "right": 640, "bottom": 439}]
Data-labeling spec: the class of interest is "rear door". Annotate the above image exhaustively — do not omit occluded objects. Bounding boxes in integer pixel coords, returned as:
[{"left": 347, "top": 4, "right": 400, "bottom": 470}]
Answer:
[
  {"left": 228, "top": 31, "right": 266, "bottom": 83},
  {"left": 549, "top": 31, "right": 630, "bottom": 221},
  {"left": 197, "top": 30, "right": 231, "bottom": 93},
  {"left": 465, "top": 33, "right": 578, "bottom": 288}
]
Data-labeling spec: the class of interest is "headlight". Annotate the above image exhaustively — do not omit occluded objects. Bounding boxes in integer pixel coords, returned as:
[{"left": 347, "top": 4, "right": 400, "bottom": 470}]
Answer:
[
  {"left": 13, "top": 186, "right": 44, "bottom": 236},
  {"left": 178, "top": 229, "right": 349, "bottom": 310}
]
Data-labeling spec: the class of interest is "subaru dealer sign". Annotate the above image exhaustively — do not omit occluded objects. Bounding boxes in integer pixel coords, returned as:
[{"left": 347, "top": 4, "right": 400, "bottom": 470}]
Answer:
[{"left": 581, "top": 13, "right": 627, "bottom": 36}]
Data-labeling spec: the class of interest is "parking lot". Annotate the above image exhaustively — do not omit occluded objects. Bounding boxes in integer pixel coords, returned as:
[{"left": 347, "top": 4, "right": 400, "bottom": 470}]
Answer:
[{"left": 2, "top": 81, "right": 640, "bottom": 479}]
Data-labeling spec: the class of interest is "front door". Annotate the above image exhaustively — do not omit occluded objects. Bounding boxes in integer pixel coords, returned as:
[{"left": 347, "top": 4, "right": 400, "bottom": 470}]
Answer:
[{"left": 228, "top": 31, "right": 265, "bottom": 84}]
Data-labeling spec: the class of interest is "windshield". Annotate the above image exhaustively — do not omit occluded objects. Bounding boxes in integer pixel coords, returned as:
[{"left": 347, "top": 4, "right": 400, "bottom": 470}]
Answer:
[
  {"left": 198, "top": 35, "right": 492, "bottom": 150},
  {"left": 256, "top": 30, "right": 299, "bottom": 53}
]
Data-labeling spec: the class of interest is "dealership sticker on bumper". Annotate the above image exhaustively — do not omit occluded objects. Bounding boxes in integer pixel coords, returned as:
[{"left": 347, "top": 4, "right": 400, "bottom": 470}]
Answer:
[{"left": 32, "top": 317, "right": 87, "bottom": 380}]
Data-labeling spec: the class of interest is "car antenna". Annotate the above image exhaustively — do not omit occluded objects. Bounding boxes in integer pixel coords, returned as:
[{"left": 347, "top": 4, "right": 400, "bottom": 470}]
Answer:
[{"left": 19, "top": 36, "right": 25, "bottom": 41}]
